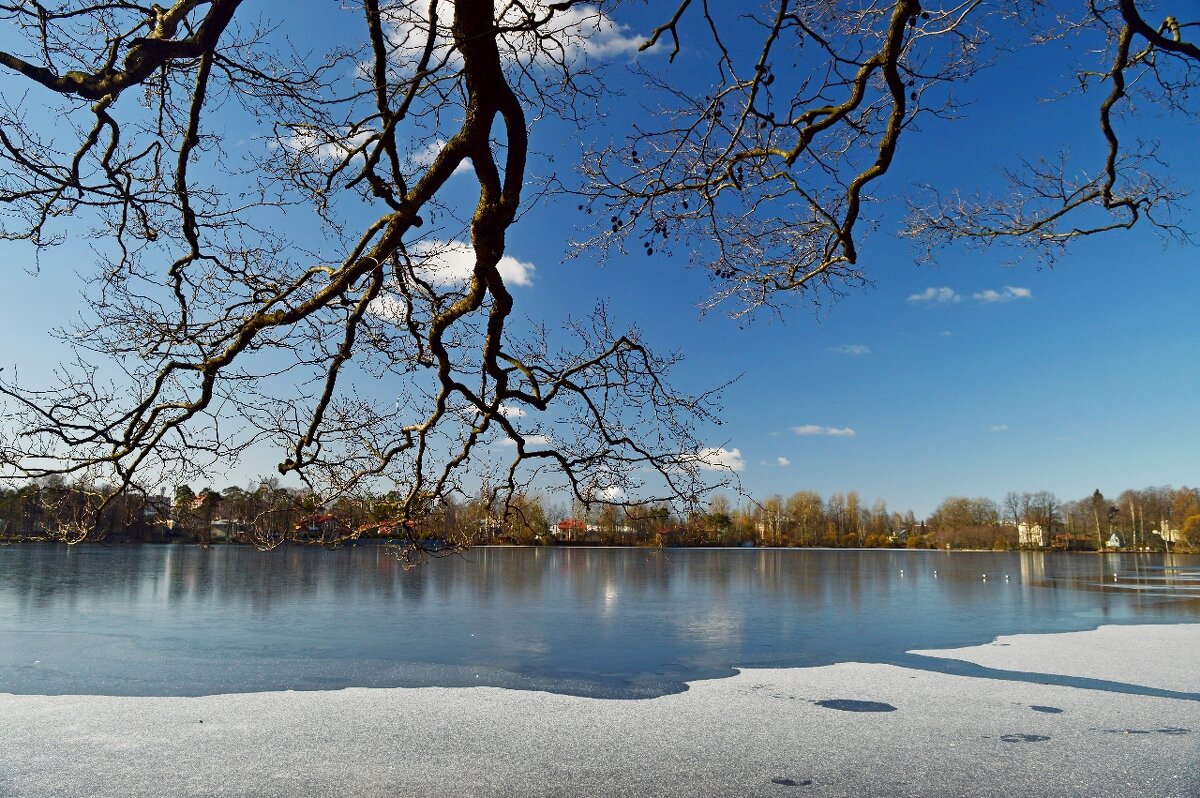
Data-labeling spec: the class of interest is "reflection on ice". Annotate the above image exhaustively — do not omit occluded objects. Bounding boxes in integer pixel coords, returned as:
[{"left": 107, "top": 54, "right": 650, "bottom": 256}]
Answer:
[{"left": 0, "top": 545, "right": 1197, "bottom": 698}]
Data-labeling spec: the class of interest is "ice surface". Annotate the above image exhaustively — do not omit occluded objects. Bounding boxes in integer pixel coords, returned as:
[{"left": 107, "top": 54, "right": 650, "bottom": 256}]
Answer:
[
  {"left": 1, "top": 624, "right": 1197, "bottom": 797},
  {"left": 911, "top": 623, "right": 1198, "bottom": 693}
]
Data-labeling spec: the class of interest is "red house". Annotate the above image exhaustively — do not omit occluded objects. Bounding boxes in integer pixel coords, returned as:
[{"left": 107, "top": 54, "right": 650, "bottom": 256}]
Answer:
[{"left": 555, "top": 518, "right": 588, "bottom": 542}]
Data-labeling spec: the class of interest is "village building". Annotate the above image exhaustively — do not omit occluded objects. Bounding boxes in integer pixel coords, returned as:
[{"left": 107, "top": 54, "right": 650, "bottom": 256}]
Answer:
[
  {"left": 294, "top": 513, "right": 354, "bottom": 542},
  {"left": 1017, "top": 520, "right": 1067, "bottom": 548},
  {"left": 554, "top": 518, "right": 590, "bottom": 543},
  {"left": 1155, "top": 520, "right": 1179, "bottom": 545},
  {"left": 1017, "top": 522, "right": 1046, "bottom": 548}
]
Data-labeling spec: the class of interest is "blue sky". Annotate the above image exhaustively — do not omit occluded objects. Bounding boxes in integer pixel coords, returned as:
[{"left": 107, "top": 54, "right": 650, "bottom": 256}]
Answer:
[
  {"left": 502, "top": 6, "right": 1200, "bottom": 516},
  {"left": 0, "top": 3, "right": 1196, "bottom": 517}
]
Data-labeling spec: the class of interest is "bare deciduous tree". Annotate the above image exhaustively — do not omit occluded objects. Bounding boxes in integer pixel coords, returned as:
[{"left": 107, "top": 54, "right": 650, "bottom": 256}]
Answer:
[
  {"left": 582, "top": 1, "right": 1196, "bottom": 312},
  {"left": 0, "top": 1, "right": 1195, "bottom": 544},
  {"left": 0, "top": 0, "right": 726, "bottom": 543}
]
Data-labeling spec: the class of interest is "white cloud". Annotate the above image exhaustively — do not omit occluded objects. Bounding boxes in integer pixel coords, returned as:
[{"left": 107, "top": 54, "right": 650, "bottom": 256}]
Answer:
[
  {"left": 367, "top": 241, "right": 534, "bottom": 326},
  {"left": 368, "top": 294, "right": 409, "bottom": 325},
  {"left": 280, "top": 128, "right": 473, "bottom": 181},
  {"left": 990, "top": 424, "right": 1008, "bottom": 432},
  {"left": 277, "top": 127, "right": 376, "bottom": 164},
  {"left": 499, "top": 433, "right": 552, "bottom": 447},
  {"left": 973, "top": 286, "right": 1032, "bottom": 304},
  {"left": 907, "top": 287, "right": 961, "bottom": 304},
  {"left": 548, "top": 5, "right": 646, "bottom": 58},
  {"left": 598, "top": 485, "right": 626, "bottom": 501},
  {"left": 776, "top": 457, "right": 791, "bottom": 467},
  {"left": 410, "top": 239, "right": 534, "bottom": 288},
  {"left": 409, "top": 138, "right": 472, "bottom": 177},
  {"left": 791, "top": 425, "right": 857, "bottom": 437},
  {"left": 385, "top": 3, "right": 647, "bottom": 71},
  {"left": 498, "top": 404, "right": 527, "bottom": 418},
  {"left": 693, "top": 447, "right": 745, "bottom": 472},
  {"left": 829, "top": 344, "right": 870, "bottom": 356}
]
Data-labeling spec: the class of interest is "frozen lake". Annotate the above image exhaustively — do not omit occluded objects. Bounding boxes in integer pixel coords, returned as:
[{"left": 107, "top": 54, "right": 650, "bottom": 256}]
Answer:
[{"left": 2, "top": 544, "right": 1197, "bottom": 698}]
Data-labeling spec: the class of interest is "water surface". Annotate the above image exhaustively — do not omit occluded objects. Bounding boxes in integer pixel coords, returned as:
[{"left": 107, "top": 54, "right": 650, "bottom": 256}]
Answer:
[{"left": 1, "top": 545, "right": 1196, "bottom": 698}]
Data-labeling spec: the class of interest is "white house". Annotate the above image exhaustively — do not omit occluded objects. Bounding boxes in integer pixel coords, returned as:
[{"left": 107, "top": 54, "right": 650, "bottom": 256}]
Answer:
[
  {"left": 1017, "top": 522, "right": 1046, "bottom": 548},
  {"left": 1155, "top": 520, "right": 1179, "bottom": 544}
]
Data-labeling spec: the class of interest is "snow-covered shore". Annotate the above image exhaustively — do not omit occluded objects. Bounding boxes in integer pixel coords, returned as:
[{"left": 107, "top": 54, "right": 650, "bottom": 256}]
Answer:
[{"left": 2, "top": 624, "right": 1197, "bottom": 797}]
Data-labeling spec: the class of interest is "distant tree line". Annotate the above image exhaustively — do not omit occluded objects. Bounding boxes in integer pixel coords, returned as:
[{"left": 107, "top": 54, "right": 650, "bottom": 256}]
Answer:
[
  {"left": 2, "top": 478, "right": 1198, "bottom": 552},
  {"left": 876, "top": 486, "right": 1200, "bottom": 551}
]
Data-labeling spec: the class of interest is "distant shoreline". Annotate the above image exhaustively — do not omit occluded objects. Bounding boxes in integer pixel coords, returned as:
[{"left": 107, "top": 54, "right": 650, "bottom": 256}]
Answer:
[{"left": 3, "top": 537, "right": 1196, "bottom": 554}]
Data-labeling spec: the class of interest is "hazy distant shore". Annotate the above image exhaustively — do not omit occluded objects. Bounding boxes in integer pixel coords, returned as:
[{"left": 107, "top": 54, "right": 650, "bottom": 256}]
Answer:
[
  {"left": 3, "top": 624, "right": 1197, "bottom": 798},
  {"left": 4, "top": 538, "right": 1196, "bottom": 554}
]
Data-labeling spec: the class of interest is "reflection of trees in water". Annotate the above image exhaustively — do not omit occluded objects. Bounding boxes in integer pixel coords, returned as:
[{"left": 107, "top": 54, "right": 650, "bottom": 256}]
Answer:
[
  {"left": 2, "top": 546, "right": 1197, "bottom": 622},
  {"left": 1, "top": 545, "right": 161, "bottom": 612},
  {"left": 0, "top": 544, "right": 410, "bottom": 613},
  {"left": 2, "top": 544, "right": 1198, "bottom": 702},
  {"left": 1065, "top": 552, "right": 1199, "bottom": 600}
]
